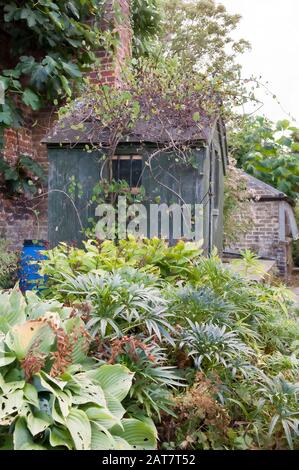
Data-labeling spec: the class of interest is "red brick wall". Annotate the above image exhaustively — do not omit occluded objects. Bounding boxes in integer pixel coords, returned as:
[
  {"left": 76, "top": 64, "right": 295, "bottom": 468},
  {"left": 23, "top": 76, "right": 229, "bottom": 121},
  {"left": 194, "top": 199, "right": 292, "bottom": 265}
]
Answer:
[
  {"left": 88, "top": 0, "right": 132, "bottom": 87},
  {"left": 0, "top": 107, "right": 56, "bottom": 249},
  {"left": 227, "top": 199, "right": 291, "bottom": 277},
  {"left": 0, "top": 1, "right": 132, "bottom": 250}
]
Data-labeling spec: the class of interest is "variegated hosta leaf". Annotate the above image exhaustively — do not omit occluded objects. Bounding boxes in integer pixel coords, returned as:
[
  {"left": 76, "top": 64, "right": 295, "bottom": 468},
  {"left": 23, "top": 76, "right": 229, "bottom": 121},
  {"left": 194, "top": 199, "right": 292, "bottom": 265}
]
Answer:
[
  {"left": 105, "top": 396, "right": 126, "bottom": 422},
  {"left": 0, "top": 288, "right": 26, "bottom": 334},
  {"left": 6, "top": 321, "right": 56, "bottom": 360},
  {"left": 87, "top": 364, "right": 134, "bottom": 402},
  {"left": 23, "top": 383, "right": 39, "bottom": 408},
  {"left": 67, "top": 374, "right": 106, "bottom": 407},
  {"left": 26, "top": 409, "right": 53, "bottom": 437},
  {"left": 39, "top": 373, "right": 72, "bottom": 418},
  {"left": 90, "top": 422, "right": 121, "bottom": 450},
  {"left": 13, "top": 417, "right": 46, "bottom": 450},
  {"left": 25, "top": 290, "right": 71, "bottom": 320},
  {"left": 0, "top": 332, "right": 17, "bottom": 366},
  {"left": 0, "top": 389, "right": 23, "bottom": 422},
  {"left": 113, "top": 418, "right": 157, "bottom": 450},
  {"left": 84, "top": 405, "right": 121, "bottom": 430},
  {"left": 49, "top": 425, "right": 73, "bottom": 450},
  {"left": 65, "top": 408, "right": 91, "bottom": 450},
  {"left": 0, "top": 354, "right": 16, "bottom": 367},
  {"left": 0, "top": 374, "right": 25, "bottom": 394},
  {"left": 39, "top": 371, "right": 68, "bottom": 391}
]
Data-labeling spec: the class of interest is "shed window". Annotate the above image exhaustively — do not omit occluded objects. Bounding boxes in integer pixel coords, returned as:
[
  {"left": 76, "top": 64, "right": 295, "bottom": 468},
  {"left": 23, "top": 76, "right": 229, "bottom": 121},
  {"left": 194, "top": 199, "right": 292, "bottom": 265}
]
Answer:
[{"left": 112, "top": 156, "right": 142, "bottom": 189}]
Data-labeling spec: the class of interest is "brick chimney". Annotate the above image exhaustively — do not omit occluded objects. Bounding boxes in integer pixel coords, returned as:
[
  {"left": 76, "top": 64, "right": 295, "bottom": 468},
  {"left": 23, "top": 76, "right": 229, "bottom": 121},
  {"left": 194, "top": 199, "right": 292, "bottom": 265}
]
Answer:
[
  {"left": 88, "top": 0, "right": 132, "bottom": 87},
  {"left": 0, "top": 1, "right": 132, "bottom": 249}
]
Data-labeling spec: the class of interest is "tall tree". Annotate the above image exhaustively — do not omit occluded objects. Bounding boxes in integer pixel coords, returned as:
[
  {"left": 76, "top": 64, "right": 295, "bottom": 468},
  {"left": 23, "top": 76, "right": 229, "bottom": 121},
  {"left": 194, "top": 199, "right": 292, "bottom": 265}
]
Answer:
[
  {"left": 229, "top": 116, "right": 299, "bottom": 199},
  {"left": 157, "top": 0, "right": 251, "bottom": 115}
]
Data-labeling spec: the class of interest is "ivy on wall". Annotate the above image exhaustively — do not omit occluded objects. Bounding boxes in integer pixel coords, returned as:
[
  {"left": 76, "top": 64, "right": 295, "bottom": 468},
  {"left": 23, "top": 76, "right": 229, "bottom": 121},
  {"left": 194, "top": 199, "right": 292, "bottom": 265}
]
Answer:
[{"left": 0, "top": 0, "right": 162, "bottom": 130}]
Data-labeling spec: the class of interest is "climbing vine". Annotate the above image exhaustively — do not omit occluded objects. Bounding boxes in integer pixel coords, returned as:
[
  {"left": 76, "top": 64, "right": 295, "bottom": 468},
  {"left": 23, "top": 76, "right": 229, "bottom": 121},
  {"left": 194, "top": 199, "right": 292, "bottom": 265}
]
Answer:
[
  {"left": 0, "top": 154, "right": 46, "bottom": 197},
  {"left": 0, "top": 0, "right": 162, "bottom": 130}
]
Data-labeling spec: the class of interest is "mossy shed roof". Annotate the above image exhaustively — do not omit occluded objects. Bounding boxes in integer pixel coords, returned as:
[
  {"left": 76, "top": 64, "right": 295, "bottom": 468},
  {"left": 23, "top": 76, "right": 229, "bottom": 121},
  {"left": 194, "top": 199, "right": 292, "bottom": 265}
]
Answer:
[{"left": 43, "top": 103, "right": 227, "bottom": 148}]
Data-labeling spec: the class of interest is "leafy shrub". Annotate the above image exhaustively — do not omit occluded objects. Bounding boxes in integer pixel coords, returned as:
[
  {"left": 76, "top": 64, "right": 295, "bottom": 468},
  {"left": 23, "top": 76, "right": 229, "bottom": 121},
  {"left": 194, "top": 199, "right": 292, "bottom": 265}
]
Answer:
[
  {"left": 96, "top": 336, "right": 184, "bottom": 419},
  {"left": 0, "top": 155, "right": 46, "bottom": 197},
  {"left": 180, "top": 320, "right": 254, "bottom": 371},
  {"left": 0, "top": 239, "right": 18, "bottom": 289},
  {"left": 0, "top": 288, "right": 158, "bottom": 450},
  {"left": 171, "top": 285, "right": 233, "bottom": 325},
  {"left": 38, "top": 238, "right": 299, "bottom": 449},
  {"left": 223, "top": 159, "right": 255, "bottom": 246},
  {"left": 58, "top": 269, "right": 174, "bottom": 343},
  {"left": 230, "top": 116, "right": 299, "bottom": 199},
  {"left": 39, "top": 237, "right": 203, "bottom": 292},
  {"left": 255, "top": 373, "right": 299, "bottom": 449}
]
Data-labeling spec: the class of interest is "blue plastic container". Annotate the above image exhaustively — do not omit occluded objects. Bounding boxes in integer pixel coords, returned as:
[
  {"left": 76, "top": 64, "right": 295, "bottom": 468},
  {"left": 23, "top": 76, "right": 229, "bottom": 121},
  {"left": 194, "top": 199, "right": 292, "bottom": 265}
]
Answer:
[{"left": 19, "top": 240, "right": 47, "bottom": 292}]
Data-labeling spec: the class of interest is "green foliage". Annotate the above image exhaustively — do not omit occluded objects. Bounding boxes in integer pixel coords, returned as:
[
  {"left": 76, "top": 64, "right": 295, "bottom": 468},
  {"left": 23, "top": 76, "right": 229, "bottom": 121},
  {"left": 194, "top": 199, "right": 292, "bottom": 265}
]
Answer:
[
  {"left": 0, "top": 287, "right": 158, "bottom": 450},
  {"left": 0, "top": 154, "right": 46, "bottom": 197},
  {"left": 0, "top": 0, "right": 102, "bottom": 127},
  {"left": 35, "top": 238, "right": 299, "bottom": 449},
  {"left": 58, "top": 269, "right": 174, "bottom": 343},
  {"left": 229, "top": 116, "right": 299, "bottom": 199},
  {"left": 0, "top": 240, "right": 18, "bottom": 289},
  {"left": 255, "top": 373, "right": 299, "bottom": 449},
  {"left": 132, "top": 0, "right": 162, "bottom": 57},
  {"left": 39, "top": 237, "right": 203, "bottom": 289},
  {"left": 0, "top": 0, "right": 161, "bottom": 130},
  {"left": 180, "top": 320, "right": 254, "bottom": 371},
  {"left": 230, "top": 249, "right": 270, "bottom": 280},
  {"left": 157, "top": 0, "right": 251, "bottom": 115},
  {"left": 99, "top": 336, "right": 183, "bottom": 419}
]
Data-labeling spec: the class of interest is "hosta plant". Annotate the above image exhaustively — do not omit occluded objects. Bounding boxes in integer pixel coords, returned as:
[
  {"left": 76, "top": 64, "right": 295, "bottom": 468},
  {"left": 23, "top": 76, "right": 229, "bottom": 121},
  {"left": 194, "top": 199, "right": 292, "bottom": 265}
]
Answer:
[
  {"left": 0, "top": 288, "right": 157, "bottom": 450},
  {"left": 97, "top": 335, "right": 184, "bottom": 419}
]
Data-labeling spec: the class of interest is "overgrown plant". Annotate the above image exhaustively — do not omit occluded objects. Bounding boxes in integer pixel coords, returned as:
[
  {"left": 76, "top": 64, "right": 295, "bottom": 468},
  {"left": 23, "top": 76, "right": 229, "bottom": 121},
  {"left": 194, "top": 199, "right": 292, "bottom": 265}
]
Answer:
[
  {"left": 97, "top": 336, "right": 183, "bottom": 419},
  {"left": 39, "top": 237, "right": 203, "bottom": 290},
  {"left": 38, "top": 238, "right": 299, "bottom": 449},
  {"left": 180, "top": 320, "right": 254, "bottom": 371},
  {"left": 223, "top": 160, "right": 256, "bottom": 246},
  {"left": 0, "top": 0, "right": 161, "bottom": 129},
  {"left": 229, "top": 116, "right": 299, "bottom": 199},
  {"left": 0, "top": 288, "right": 158, "bottom": 450},
  {"left": 57, "top": 269, "right": 174, "bottom": 343},
  {"left": 0, "top": 154, "right": 46, "bottom": 197}
]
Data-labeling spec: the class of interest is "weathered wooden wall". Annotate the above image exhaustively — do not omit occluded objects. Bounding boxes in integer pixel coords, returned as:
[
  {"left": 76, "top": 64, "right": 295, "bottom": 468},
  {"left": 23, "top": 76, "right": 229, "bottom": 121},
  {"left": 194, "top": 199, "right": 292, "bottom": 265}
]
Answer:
[{"left": 48, "top": 138, "right": 225, "bottom": 252}]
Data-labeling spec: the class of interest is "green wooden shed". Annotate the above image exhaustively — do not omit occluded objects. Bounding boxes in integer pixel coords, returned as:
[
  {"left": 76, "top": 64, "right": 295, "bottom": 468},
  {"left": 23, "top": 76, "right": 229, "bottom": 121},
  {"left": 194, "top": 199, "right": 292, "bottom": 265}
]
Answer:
[{"left": 44, "top": 112, "right": 228, "bottom": 253}]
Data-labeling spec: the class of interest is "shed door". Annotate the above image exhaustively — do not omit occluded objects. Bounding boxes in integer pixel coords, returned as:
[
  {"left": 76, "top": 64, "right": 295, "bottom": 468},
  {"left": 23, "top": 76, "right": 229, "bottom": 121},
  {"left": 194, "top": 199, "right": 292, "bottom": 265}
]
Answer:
[{"left": 48, "top": 149, "right": 101, "bottom": 247}]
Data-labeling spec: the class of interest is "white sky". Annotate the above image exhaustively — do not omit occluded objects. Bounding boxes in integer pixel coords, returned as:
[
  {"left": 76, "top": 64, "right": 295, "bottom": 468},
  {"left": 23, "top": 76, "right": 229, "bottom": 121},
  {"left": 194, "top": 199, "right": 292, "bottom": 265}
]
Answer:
[{"left": 219, "top": 0, "right": 299, "bottom": 125}]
